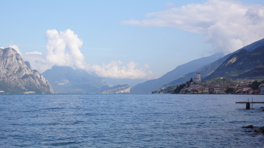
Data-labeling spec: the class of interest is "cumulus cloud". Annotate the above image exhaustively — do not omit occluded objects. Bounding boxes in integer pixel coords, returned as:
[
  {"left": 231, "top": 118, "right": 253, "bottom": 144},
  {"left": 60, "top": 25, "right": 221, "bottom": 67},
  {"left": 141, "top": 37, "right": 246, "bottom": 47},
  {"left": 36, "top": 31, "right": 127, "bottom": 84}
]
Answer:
[
  {"left": 23, "top": 29, "right": 152, "bottom": 79},
  {"left": 90, "top": 61, "right": 152, "bottom": 79},
  {"left": 9, "top": 45, "right": 22, "bottom": 55},
  {"left": 122, "top": 0, "right": 264, "bottom": 53},
  {"left": 45, "top": 29, "right": 85, "bottom": 69}
]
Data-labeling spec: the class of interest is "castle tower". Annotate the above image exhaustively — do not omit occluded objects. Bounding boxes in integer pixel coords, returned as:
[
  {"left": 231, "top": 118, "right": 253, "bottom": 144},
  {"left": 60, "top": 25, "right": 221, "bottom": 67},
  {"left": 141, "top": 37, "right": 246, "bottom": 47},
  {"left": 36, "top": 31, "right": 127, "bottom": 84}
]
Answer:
[{"left": 197, "top": 73, "right": 201, "bottom": 82}]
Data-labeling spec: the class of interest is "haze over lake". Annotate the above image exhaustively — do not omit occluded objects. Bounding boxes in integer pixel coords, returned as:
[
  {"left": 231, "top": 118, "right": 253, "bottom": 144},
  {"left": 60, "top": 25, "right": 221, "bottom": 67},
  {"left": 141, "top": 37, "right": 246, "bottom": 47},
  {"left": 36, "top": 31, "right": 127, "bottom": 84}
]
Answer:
[{"left": 0, "top": 94, "right": 263, "bottom": 147}]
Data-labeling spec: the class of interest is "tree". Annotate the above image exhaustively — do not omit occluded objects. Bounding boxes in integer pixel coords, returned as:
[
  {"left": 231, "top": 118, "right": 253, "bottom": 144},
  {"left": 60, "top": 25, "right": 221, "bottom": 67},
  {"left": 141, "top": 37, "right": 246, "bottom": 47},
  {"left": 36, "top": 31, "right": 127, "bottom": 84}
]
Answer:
[
  {"left": 173, "top": 83, "right": 186, "bottom": 94},
  {"left": 225, "top": 87, "right": 235, "bottom": 94},
  {"left": 249, "top": 80, "right": 261, "bottom": 90}
]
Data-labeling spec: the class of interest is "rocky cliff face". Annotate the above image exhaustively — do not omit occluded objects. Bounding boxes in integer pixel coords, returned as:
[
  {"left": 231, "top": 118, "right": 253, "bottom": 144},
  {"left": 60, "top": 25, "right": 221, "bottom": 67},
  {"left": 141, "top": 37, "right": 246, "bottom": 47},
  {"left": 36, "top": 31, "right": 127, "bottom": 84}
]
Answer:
[{"left": 0, "top": 48, "right": 54, "bottom": 94}]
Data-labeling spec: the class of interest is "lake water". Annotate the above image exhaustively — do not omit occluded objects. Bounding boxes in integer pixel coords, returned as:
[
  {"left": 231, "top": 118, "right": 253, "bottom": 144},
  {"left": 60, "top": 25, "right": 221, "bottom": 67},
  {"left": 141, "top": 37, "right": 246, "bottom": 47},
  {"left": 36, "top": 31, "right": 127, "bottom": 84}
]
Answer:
[{"left": 0, "top": 94, "right": 263, "bottom": 147}]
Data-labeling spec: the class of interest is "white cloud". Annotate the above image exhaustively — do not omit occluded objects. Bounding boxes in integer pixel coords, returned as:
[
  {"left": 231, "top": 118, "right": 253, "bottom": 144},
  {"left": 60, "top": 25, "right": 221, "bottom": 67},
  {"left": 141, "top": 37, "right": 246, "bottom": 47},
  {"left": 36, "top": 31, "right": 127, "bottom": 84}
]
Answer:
[
  {"left": 90, "top": 61, "right": 152, "bottom": 79},
  {"left": 25, "top": 51, "right": 42, "bottom": 55},
  {"left": 23, "top": 29, "right": 152, "bottom": 79},
  {"left": 9, "top": 45, "right": 22, "bottom": 55},
  {"left": 23, "top": 52, "right": 52, "bottom": 73},
  {"left": 23, "top": 29, "right": 85, "bottom": 72},
  {"left": 45, "top": 29, "right": 85, "bottom": 69},
  {"left": 0, "top": 47, "right": 4, "bottom": 49},
  {"left": 122, "top": 0, "right": 264, "bottom": 54}
]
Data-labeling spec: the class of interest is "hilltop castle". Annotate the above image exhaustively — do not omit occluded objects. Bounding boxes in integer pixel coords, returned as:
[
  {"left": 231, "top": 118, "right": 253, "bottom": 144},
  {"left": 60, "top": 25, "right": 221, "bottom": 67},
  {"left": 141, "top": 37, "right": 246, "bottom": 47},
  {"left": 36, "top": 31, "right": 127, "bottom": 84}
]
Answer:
[{"left": 194, "top": 73, "right": 201, "bottom": 84}]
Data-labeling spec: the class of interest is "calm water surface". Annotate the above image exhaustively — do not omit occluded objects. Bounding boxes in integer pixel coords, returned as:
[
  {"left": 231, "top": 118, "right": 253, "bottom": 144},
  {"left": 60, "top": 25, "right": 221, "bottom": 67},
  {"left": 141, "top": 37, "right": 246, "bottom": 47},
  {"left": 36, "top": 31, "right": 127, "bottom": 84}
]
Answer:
[{"left": 0, "top": 94, "right": 263, "bottom": 147}]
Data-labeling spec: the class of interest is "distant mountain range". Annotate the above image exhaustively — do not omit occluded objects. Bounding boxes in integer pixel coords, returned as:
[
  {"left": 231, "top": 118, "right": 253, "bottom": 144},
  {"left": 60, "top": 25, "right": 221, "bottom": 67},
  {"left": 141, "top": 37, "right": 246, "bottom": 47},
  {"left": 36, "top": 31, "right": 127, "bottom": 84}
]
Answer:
[
  {"left": 0, "top": 47, "right": 131, "bottom": 94},
  {"left": 131, "top": 53, "right": 224, "bottom": 93},
  {"left": 103, "top": 77, "right": 147, "bottom": 88},
  {"left": 101, "top": 84, "right": 130, "bottom": 94},
  {"left": 1, "top": 38, "right": 263, "bottom": 94},
  {"left": 42, "top": 66, "right": 108, "bottom": 93},
  {"left": 133, "top": 38, "right": 264, "bottom": 93},
  {"left": 42, "top": 66, "right": 131, "bottom": 94},
  {"left": 165, "top": 38, "right": 264, "bottom": 90},
  {"left": 0, "top": 48, "right": 53, "bottom": 94},
  {"left": 162, "top": 54, "right": 230, "bottom": 88}
]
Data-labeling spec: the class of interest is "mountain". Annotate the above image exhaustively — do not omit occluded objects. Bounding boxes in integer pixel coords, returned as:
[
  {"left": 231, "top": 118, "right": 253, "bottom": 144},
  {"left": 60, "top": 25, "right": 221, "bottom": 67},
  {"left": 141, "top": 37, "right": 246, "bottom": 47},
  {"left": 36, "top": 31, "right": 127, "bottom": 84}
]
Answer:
[
  {"left": 238, "top": 38, "right": 264, "bottom": 52},
  {"left": 101, "top": 84, "right": 130, "bottom": 94},
  {"left": 163, "top": 38, "right": 264, "bottom": 87},
  {"left": 204, "top": 46, "right": 264, "bottom": 80},
  {"left": 131, "top": 53, "right": 224, "bottom": 93},
  {"left": 163, "top": 54, "right": 230, "bottom": 87},
  {"left": 42, "top": 66, "right": 131, "bottom": 94},
  {"left": 42, "top": 66, "right": 110, "bottom": 93},
  {"left": 102, "top": 77, "right": 147, "bottom": 88},
  {"left": 0, "top": 48, "right": 54, "bottom": 94}
]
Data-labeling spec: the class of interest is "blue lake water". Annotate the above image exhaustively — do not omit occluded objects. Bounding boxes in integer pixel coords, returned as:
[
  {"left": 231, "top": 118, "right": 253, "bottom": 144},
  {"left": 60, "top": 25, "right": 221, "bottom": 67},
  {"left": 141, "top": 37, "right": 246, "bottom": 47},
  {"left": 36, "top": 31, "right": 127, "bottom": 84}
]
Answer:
[{"left": 0, "top": 94, "right": 263, "bottom": 147}]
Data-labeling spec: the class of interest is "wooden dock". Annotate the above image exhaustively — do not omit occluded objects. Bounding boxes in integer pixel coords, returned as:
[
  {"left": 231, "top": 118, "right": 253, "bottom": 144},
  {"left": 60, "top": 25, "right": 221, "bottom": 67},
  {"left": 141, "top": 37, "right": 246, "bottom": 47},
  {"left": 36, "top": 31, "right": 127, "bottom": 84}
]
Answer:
[{"left": 236, "top": 102, "right": 264, "bottom": 109}]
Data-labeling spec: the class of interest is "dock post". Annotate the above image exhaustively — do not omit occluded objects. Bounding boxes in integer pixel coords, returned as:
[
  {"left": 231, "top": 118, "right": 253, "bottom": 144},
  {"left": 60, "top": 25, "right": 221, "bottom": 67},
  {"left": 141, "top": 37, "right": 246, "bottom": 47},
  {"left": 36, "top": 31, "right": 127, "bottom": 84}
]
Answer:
[
  {"left": 252, "top": 98, "right": 253, "bottom": 109},
  {"left": 246, "top": 102, "right": 250, "bottom": 109}
]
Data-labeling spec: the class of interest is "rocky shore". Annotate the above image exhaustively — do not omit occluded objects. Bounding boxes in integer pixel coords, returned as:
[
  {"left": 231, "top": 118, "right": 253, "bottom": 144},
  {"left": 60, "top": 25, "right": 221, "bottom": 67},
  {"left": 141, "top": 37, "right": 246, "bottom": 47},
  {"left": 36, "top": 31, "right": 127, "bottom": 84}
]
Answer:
[{"left": 242, "top": 125, "right": 264, "bottom": 134}]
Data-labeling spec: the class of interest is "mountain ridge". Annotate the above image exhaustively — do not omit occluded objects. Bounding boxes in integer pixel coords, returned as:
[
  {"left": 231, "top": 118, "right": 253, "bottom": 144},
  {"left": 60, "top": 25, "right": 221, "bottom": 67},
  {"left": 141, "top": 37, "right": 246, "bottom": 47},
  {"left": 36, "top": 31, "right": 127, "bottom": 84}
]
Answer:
[
  {"left": 131, "top": 52, "right": 224, "bottom": 93},
  {"left": 42, "top": 66, "right": 108, "bottom": 93},
  {"left": 0, "top": 48, "right": 54, "bottom": 94},
  {"left": 204, "top": 45, "right": 264, "bottom": 80},
  {"left": 42, "top": 66, "right": 131, "bottom": 94},
  {"left": 162, "top": 38, "right": 264, "bottom": 88}
]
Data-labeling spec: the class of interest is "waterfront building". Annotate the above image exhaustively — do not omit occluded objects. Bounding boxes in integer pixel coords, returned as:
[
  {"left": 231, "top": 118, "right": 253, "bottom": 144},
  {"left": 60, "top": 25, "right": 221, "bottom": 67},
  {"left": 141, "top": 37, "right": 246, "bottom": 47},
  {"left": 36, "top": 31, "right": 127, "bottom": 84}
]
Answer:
[
  {"left": 203, "top": 87, "right": 209, "bottom": 94},
  {"left": 213, "top": 87, "right": 225, "bottom": 94},
  {"left": 191, "top": 89, "right": 198, "bottom": 94}
]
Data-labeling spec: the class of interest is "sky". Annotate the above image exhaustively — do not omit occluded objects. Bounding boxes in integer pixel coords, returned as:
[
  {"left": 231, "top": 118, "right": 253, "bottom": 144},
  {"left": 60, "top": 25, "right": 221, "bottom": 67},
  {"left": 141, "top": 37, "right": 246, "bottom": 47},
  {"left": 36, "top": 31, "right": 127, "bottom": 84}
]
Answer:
[{"left": 1, "top": 0, "right": 264, "bottom": 81}]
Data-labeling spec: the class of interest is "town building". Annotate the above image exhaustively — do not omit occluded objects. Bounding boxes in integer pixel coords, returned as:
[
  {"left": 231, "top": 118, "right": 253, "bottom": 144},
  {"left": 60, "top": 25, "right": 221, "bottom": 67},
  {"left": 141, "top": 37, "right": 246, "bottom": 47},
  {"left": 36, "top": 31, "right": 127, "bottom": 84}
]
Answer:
[
  {"left": 213, "top": 87, "right": 225, "bottom": 94},
  {"left": 191, "top": 89, "right": 198, "bottom": 94},
  {"left": 203, "top": 87, "right": 209, "bottom": 94},
  {"left": 242, "top": 87, "right": 253, "bottom": 94},
  {"left": 174, "top": 75, "right": 264, "bottom": 95}
]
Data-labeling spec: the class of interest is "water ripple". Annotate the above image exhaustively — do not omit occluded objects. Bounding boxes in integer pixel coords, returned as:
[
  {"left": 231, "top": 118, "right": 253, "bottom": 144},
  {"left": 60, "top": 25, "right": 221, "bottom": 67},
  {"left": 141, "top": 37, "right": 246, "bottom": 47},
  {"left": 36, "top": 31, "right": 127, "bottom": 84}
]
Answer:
[{"left": 0, "top": 94, "right": 263, "bottom": 147}]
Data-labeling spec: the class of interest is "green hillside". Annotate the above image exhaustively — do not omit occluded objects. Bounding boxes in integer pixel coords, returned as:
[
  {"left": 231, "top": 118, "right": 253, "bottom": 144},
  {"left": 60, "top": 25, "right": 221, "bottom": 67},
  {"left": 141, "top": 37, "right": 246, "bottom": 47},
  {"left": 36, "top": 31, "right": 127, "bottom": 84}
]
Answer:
[{"left": 204, "top": 46, "right": 264, "bottom": 80}]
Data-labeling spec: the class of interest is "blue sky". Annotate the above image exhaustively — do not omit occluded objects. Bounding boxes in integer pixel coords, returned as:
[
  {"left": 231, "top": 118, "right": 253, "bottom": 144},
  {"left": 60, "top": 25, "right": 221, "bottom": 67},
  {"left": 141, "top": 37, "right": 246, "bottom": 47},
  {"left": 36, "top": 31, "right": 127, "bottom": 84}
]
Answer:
[{"left": 1, "top": 0, "right": 264, "bottom": 80}]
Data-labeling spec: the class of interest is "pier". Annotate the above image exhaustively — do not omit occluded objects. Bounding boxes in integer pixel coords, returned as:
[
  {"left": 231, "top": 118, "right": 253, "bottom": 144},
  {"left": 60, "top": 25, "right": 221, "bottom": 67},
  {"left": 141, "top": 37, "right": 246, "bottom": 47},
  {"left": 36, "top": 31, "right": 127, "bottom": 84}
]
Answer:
[{"left": 236, "top": 99, "right": 264, "bottom": 109}]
